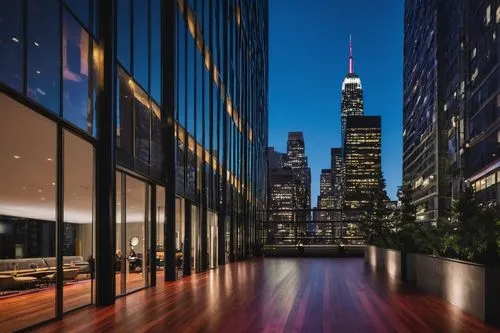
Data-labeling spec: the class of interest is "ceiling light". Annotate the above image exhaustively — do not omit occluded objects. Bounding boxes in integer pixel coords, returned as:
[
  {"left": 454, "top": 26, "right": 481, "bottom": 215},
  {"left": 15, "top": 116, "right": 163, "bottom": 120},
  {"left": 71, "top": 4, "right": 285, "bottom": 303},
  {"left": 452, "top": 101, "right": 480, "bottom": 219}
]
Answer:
[
  {"left": 12, "top": 37, "right": 19, "bottom": 43},
  {"left": 47, "top": 158, "right": 52, "bottom": 161},
  {"left": 51, "top": 182, "right": 56, "bottom": 186},
  {"left": 38, "top": 189, "right": 43, "bottom": 193},
  {"left": 34, "top": 42, "right": 39, "bottom": 47},
  {"left": 40, "top": 197, "right": 46, "bottom": 201},
  {"left": 14, "top": 155, "right": 20, "bottom": 159},
  {"left": 36, "top": 70, "right": 41, "bottom": 74}
]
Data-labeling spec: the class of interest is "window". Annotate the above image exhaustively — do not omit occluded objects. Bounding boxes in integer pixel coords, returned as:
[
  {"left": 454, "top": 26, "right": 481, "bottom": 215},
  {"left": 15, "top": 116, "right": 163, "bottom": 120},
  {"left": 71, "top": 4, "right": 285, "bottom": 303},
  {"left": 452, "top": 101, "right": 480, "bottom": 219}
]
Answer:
[
  {"left": 0, "top": 0, "right": 23, "bottom": 91},
  {"left": 0, "top": 93, "right": 57, "bottom": 331},
  {"left": 64, "top": 0, "right": 90, "bottom": 30},
  {"left": 150, "top": 0, "right": 161, "bottom": 103},
  {"left": 117, "top": 68, "right": 134, "bottom": 154},
  {"left": 27, "top": 0, "right": 61, "bottom": 113},
  {"left": 63, "top": 130, "right": 95, "bottom": 313},
  {"left": 117, "top": 0, "right": 131, "bottom": 70},
  {"left": 134, "top": 85, "right": 151, "bottom": 165},
  {"left": 133, "top": 0, "right": 149, "bottom": 90},
  {"left": 151, "top": 103, "right": 162, "bottom": 176},
  {"left": 62, "top": 9, "right": 92, "bottom": 134}
]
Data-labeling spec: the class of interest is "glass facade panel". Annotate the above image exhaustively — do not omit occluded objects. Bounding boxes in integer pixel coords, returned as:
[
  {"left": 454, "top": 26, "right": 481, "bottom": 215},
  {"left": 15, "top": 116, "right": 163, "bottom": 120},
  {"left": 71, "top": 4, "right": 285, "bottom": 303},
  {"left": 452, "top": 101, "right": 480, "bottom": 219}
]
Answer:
[
  {"left": 151, "top": 103, "right": 162, "bottom": 177},
  {"left": 155, "top": 186, "right": 165, "bottom": 277},
  {"left": 175, "top": 197, "right": 185, "bottom": 278},
  {"left": 134, "top": 86, "right": 151, "bottom": 165},
  {"left": 63, "top": 130, "right": 95, "bottom": 313},
  {"left": 0, "top": 0, "right": 24, "bottom": 91},
  {"left": 125, "top": 175, "right": 148, "bottom": 293},
  {"left": 150, "top": 0, "right": 161, "bottom": 103},
  {"left": 26, "top": 0, "right": 61, "bottom": 113},
  {"left": 64, "top": 0, "right": 90, "bottom": 30},
  {"left": 191, "top": 205, "right": 200, "bottom": 272},
  {"left": 117, "top": 0, "right": 131, "bottom": 70},
  {"left": 117, "top": 68, "right": 134, "bottom": 154},
  {"left": 133, "top": 0, "right": 149, "bottom": 90},
  {"left": 62, "top": 9, "right": 91, "bottom": 134},
  {"left": 0, "top": 93, "right": 57, "bottom": 330}
]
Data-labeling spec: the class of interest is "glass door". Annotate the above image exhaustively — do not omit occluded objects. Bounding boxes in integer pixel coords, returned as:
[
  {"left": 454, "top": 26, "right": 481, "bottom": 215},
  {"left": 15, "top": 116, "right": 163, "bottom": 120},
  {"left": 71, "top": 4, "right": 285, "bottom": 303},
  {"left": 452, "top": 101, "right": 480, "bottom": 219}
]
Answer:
[
  {"left": 155, "top": 186, "right": 165, "bottom": 280},
  {"left": 207, "top": 210, "right": 218, "bottom": 269},
  {"left": 115, "top": 171, "right": 150, "bottom": 296},
  {"left": 191, "top": 204, "right": 200, "bottom": 272}
]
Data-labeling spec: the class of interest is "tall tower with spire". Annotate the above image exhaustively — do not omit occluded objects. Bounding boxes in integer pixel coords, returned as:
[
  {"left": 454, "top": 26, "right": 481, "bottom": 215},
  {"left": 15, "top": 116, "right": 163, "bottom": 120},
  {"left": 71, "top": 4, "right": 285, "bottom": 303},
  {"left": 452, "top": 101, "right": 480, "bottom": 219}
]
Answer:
[{"left": 341, "top": 36, "right": 364, "bottom": 145}]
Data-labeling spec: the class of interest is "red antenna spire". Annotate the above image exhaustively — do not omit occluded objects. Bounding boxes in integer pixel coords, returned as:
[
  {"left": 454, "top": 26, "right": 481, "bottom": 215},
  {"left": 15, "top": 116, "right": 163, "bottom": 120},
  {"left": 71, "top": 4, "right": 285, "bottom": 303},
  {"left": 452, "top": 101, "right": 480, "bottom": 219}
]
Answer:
[{"left": 349, "top": 35, "right": 354, "bottom": 74}]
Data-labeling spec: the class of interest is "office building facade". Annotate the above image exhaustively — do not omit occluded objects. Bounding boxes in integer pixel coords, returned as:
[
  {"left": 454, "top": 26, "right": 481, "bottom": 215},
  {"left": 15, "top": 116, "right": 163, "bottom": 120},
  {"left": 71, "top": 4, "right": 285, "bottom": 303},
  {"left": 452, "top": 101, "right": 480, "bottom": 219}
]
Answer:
[
  {"left": 465, "top": 0, "right": 499, "bottom": 205},
  {"left": 331, "top": 147, "right": 343, "bottom": 209},
  {"left": 404, "top": 0, "right": 499, "bottom": 222},
  {"left": 286, "top": 132, "right": 311, "bottom": 228},
  {"left": 0, "top": 0, "right": 268, "bottom": 331},
  {"left": 344, "top": 116, "right": 382, "bottom": 209}
]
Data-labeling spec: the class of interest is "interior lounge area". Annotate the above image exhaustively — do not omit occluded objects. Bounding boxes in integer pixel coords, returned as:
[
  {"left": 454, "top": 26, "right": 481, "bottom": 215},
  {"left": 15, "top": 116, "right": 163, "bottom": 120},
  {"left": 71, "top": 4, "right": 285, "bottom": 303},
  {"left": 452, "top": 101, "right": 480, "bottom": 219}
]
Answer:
[{"left": 0, "top": 93, "right": 221, "bottom": 332}]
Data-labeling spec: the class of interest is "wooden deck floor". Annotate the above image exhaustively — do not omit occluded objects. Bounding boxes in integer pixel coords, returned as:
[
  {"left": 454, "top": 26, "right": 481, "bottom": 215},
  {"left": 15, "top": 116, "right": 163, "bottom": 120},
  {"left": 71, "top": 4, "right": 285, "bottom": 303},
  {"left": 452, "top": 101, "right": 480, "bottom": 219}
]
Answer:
[{"left": 30, "top": 258, "right": 500, "bottom": 333}]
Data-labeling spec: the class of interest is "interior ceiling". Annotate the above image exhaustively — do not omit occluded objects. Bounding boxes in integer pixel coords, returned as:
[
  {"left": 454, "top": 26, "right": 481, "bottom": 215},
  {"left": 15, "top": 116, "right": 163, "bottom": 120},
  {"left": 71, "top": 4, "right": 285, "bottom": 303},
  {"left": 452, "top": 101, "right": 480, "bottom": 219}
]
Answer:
[{"left": 0, "top": 93, "right": 146, "bottom": 224}]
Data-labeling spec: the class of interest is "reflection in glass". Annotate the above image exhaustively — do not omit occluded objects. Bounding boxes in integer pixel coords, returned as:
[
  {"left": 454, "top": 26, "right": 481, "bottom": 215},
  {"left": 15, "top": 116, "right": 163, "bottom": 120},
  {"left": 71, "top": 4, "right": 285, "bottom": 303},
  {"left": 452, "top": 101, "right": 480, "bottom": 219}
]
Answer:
[
  {"left": 156, "top": 186, "right": 166, "bottom": 277},
  {"left": 63, "top": 130, "right": 95, "bottom": 313},
  {"left": 175, "top": 197, "right": 185, "bottom": 278},
  {"left": 191, "top": 205, "right": 200, "bottom": 272},
  {"left": 115, "top": 171, "right": 124, "bottom": 296},
  {"left": 117, "top": 0, "right": 131, "bottom": 70},
  {"left": 133, "top": 0, "right": 149, "bottom": 90},
  {"left": 134, "top": 87, "right": 150, "bottom": 165},
  {"left": 62, "top": 9, "right": 91, "bottom": 134},
  {"left": 207, "top": 211, "right": 218, "bottom": 269},
  {"left": 0, "top": 93, "right": 56, "bottom": 331},
  {"left": 64, "top": 0, "right": 90, "bottom": 30},
  {"left": 150, "top": 0, "right": 161, "bottom": 103},
  {"left": 0, "top": 0, "right": 23, "bottom": 91},
  {"left": 151, "top": 103, "right": 162, "bottom": 177},
  {"left": 117, "top": 68, "right": 134, "bottom": 154},
  {"left": 27, "top": 0, "right": 61, "bottom": 113},
  {"left": 125, "top": 175, "right": 148, "bottom": 293}
]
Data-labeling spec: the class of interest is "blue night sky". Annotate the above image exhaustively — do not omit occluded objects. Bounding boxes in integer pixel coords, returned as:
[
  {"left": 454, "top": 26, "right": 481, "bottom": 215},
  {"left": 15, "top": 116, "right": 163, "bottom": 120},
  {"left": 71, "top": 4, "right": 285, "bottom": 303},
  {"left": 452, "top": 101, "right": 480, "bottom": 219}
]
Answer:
[{"left": 268, "top": 0, "right": 404, "bottom": 202}]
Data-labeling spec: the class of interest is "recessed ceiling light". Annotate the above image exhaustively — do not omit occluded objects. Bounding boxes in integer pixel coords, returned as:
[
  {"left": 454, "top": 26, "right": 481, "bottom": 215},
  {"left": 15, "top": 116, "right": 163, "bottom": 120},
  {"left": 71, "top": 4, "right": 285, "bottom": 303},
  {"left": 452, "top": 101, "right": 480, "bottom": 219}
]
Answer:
[
  {"left": 40, "top": 197, "right": 46, "bottom": 201},
  {"left": 47, "top": 158, "right": 52, "bottom": 161},
  {"left": 36, "top": 70, "right": 41, "bottom": 74},
  {"left": 12, "top": 37, "right": 19, "bottom": 43},
  {"left": 34, "top": 42, "right": 39, "bottom": 47},
  {"left": 51, "top": 182, "right": 56, "bottom": 186},
  {"left": 14, "top": 155, "right": 20, "bottom": 159},
  {"left": 38, "top": 189, "right": 43, "bottom": 193}
]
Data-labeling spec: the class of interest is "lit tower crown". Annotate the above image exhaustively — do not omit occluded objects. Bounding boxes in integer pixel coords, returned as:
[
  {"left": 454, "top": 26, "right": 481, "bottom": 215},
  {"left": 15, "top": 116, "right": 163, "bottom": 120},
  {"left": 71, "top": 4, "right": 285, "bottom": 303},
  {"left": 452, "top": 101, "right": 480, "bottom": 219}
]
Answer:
[{"left": 341, "top": 35, "right": 364, "bottom": 145}]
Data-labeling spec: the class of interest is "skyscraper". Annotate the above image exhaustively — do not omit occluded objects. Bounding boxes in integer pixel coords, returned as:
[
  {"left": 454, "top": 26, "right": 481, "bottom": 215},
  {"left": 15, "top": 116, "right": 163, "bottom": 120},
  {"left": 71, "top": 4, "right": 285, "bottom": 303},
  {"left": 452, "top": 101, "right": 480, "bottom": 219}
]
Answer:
[
  {"left": 465, "top": 0, "right": 499, "bottom": 206},
  {"left": 403, "top": 0, "right": 499, "bottom": 221},
  {"left": 287, "top": 132, "right": 311, "bottom": 236},
  {"left": 331, "top": 148, "right": 343, "bottom": 208},
  {"left": 341, "top": 36, "right": 364, "bottom": 145},
  {"left": 344, "top": 116, "right": 382, "bottom": 209},
  {"left": 287, "top": 132, "right": 312, "bottom": 211},
  {"left": 403, "top": 0, "right": 449, "bottom": 223}
]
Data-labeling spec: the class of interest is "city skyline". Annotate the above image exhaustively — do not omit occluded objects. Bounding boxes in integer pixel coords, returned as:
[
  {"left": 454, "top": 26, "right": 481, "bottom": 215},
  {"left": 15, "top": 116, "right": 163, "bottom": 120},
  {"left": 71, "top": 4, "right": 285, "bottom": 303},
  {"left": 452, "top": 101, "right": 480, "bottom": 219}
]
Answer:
[{"left": 269, "top": 0, "right": 404, "bottom": 201}]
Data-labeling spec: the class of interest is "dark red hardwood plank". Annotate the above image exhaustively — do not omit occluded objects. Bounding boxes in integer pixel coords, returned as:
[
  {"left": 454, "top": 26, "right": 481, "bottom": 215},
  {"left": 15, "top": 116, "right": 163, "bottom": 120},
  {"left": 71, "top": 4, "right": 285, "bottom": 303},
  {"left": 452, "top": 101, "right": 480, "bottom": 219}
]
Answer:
[{"left": 21, "top": 258, "right": 500, "bottom": 333}]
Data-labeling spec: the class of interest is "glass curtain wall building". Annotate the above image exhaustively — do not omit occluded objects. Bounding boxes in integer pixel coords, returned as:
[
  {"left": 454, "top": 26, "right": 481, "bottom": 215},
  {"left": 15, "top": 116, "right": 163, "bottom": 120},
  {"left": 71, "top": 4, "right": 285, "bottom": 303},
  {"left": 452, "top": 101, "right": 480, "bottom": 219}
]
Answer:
[{"left": 0, "top": 0, "right": 268, "bottom": 331}]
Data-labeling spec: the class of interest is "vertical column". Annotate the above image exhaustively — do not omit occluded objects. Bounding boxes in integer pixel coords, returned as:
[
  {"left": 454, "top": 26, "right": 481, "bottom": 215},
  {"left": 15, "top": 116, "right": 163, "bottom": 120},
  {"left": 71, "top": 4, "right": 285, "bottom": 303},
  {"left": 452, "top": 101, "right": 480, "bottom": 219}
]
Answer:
[
  {"left": 95, "top": 0, "right": 117, "bottom": 305},
  {"left": 163, "top": 0, "right": 177, "bottom": 281}
]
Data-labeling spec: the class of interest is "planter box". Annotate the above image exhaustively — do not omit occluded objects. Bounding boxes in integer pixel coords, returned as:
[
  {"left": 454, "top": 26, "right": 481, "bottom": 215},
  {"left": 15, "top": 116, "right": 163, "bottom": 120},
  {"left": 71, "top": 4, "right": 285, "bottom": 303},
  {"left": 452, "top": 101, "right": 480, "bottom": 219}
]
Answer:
[
  {"left": 414, "top": 254, "right": 500, "bottom": 328},
  {"left": 364, "top": 245, "right": 415, "bottom": 282}
]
